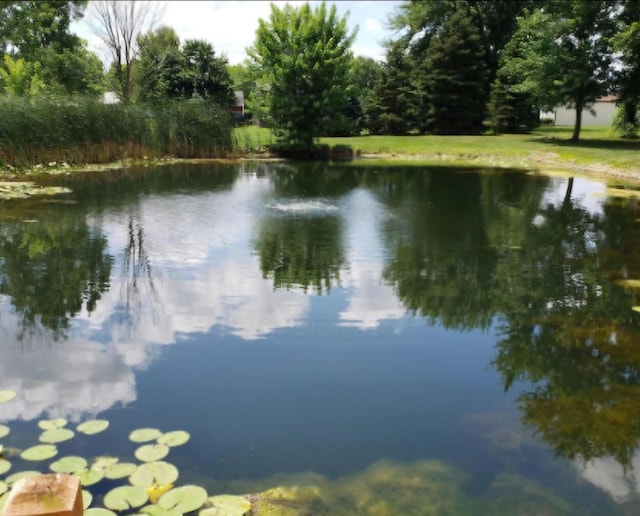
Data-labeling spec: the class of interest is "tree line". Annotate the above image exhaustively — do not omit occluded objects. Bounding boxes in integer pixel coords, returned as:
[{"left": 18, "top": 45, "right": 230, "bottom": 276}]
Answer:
[
  {"left": 1, "top": 0, "right": 639, "bottom": 157},
  {"left": 241, "top": 0, "right": 640, "bottom": 144}
]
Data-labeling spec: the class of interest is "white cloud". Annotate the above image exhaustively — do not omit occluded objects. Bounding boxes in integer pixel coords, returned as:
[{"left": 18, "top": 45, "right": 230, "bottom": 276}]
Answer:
[
  {"left": 73, "top": 1, "right": 399, "bottom": 65},
  {"left": 338, "top": 190, "right": 406, "bottom": 330},
  {"left": 577, "top": 455, "right": 640, "bottom": 503},
  {"left": 365, "top": 18, "right": 383, "bottom": 33}
]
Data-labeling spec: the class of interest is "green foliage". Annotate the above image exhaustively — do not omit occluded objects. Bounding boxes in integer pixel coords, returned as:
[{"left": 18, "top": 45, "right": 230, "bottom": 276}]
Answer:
[
  {"left": 38, "top": 43, "right": 104, "bottom": 96},
  {"left": 248, "top": 1, "right": 355, "bottom": 148},
  {"left": 365, "top": 45, "right": 419, "bottom": 135},
  {"left": 498, "top": 2, "right": 617, "bottom": 141},
  {"left": 0, "top": 1, "right": 86, "bottom": 59},
  {"left": 135, "top": 29, "right": 234, "bottom": 107},
  {"left": 612, "top": 1, "right": 640, "bottom": 138},
  {"left": 135, "top": 26, "right": 182, "bottom": 103},
  {"left": 0, "top": 1, "right": 97, "bottom": 94},
  {"left": 0, "top": 54, "right": 44, "bottom": 96},
  {"left": 0, "top": 96, "right": 233, "bottom": 167},
  {"left": 424, "top": 5, "right": 488, "bottom": 134}
]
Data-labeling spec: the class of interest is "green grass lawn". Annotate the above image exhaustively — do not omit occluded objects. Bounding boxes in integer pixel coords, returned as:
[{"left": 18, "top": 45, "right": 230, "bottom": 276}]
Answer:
[{"left": 233, "top": 125, "right": 640, "bottom": 179}]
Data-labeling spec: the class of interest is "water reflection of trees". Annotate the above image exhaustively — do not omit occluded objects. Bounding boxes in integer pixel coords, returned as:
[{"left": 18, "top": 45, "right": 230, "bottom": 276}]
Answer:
[
  {"left": 379, "top": 169, "right": 547, "bottom": 330},
  {"left": 374, "top": 167, "right": 640, "bottom": 469},
  {"left": 0, "top": 207, "right": 112, "bottom": 341},
  {"left": 256, "top": 214, "right": 345, "bottom": 294},
  {"left": 254, "top": 164, "right": 354, "bottom": 294},
  {"left": 493, "top": 192, "right": 640, "bottom": 468}
]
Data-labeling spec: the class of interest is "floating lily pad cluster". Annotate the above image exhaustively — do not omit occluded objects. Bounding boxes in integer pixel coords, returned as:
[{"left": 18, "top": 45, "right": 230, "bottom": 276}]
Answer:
[{"left": 0, "top": 389, "right": 253, "bottom": 515}]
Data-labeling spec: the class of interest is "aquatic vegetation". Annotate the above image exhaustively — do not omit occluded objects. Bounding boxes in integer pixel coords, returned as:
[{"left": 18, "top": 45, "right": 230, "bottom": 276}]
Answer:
[
  {"left": 0, "top": 181, "right": 71, "bottom": 200},
  {"left": 130, "top": 428, "right": 163, "bottom": 443},
  {"left": 0, "top": 387, "right": 581, "bottom": 514},
  {"left": 0, "top": 392, "right": 16, "bottom": 404},
  {"left": 77, "top": 420, "right": 110, "bottom": 435}
]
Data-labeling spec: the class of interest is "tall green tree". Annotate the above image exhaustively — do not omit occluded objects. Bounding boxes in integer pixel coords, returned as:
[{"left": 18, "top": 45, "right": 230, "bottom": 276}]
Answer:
[
  {"left": 0, "top": 1, "right": 86, "bottom": 59},
  {"left": 424, "top": 4, "right": 488, "bottom": 134},
  {"left": 177, "top": 40, "right": 234, "bottom": 105},
  {"left": 365, "top": 44, "right": 420, "bottom": 135},
  {"left": 0, "top": 1, "right": 101, "bottom": 94},
  {"left": 498, "top": 2, "right": 617, "bottom": 141},
  {"left": 38, "top": 42, "right": 104, "bottom": 95},
  {"left": 612, "top": 0, "right": 640, "bottom": 138},
  {"left": 134, "top": 26, "right": 183, "bottom": 102},
  {"left": 248, "top": 2, "right": 355, "bottom": 149}
]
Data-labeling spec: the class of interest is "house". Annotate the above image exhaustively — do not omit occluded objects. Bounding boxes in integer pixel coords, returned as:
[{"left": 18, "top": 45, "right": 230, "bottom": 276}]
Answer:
[
  {"left": 549, "top": 95, "right": 618, "bottom": 126},
  {"left": 229, "top": 91, "right": 244, "bottom": 122}
]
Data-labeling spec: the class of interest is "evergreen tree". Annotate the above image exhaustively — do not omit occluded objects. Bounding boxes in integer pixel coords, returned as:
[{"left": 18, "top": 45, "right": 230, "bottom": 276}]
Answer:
[
  {"left": 365, "top": 44, "right": 420, "bottom": 135},
  {"left": 424, "top": 5, "right": 488, "bottom": 134}
]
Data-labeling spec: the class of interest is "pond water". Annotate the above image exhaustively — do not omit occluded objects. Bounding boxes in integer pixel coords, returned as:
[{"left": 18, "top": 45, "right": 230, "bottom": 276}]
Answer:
[{"left": 1, "top": 161, "right": 640, "bottom": 514}]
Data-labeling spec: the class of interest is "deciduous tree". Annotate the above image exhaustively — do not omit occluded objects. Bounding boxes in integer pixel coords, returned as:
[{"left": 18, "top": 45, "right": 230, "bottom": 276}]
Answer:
[
  {"left": 89, "top": 0, "right": 162, "bottom": 102},
  {"left": 248, "top": 2, "right": 355, "bottom": 149}
]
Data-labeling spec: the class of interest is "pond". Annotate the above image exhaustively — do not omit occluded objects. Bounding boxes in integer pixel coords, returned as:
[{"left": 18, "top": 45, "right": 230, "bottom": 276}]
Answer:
[{"left": 1, "top": 160, "right": 640, "bottom": 514}]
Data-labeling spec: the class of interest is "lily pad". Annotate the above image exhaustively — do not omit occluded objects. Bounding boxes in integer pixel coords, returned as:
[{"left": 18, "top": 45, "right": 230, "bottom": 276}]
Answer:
[
  {"left": 200, "top": 495, "right": 252, "bottom": 516},
  {"left": 104, "top": 462, "right": 137, "bottom": 480},
  {"left": 38, "top": 418, "right": 67, "bottom": 430},
  {"left": 633, "top": 306, "right": 640, "bottom": 313},
  {"left": 157, "top": 431, "right": 190, "bottom": 448},
  {"left": 85, "top": 509, "right": 117, "bottom": 516},
  {"left": 0, "top": 425, "right": 9, "bottom": 438},
  {"left": 104, "top": 486, "right": 149, "bottom": 511},
  {"left": 6, "top": 471, "right": 41, "bottom": 485},
  {"left": 0, "top": 481, "right": 7, "bottom": 496},
  {"left": 130, "top": 462, "right": 179, "bottom": 489},
  {"left": 76, "top": 468, "right": 105, "bottom": 486},
  {"left": 135, "top": 444, "right": 169, "bottom": 463},
  {"left": 39, "top": 428, "right": 75, "bottom": 443},
  {"left": 0, "top": 459, "right": 10, "bottom": 475},
  {"left": 92, "top": 456, "right": 119, "bottom": 469},
  {"left": 130, "top": 428, "right": 162, "bottom": 443},
  {"left": 77, "top": 420, "right": 110, "bottom": 435},
  {"left": 82, "top": 490, "right": 93, "bottom": 510},
  {"left": 0, "top": 391, "right": 16, "bottom": 404},
  {"left": 158, "top": 486, "right": 208, "bottom": 514},
  {"left": 0, "top": 492, "right": 8, "bottom": 511},
  {"left": 21, "top": 444, "right": 58, "bottom": 461},
  {"left": 135, "top": 506, "right": 181, "bottom": 516},
  {"left": 50, "top": 456, "right": 88, "bottom": 474}
]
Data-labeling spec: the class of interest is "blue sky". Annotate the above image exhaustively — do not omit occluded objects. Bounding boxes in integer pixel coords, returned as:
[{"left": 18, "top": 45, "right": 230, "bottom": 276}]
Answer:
[{"left": 71, "top": 1, "right": 403, "bottom": 65}]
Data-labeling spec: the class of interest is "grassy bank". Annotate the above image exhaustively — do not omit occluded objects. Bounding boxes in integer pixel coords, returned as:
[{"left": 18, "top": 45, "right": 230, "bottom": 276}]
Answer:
[
  {"left": 0, "top": 96, "right": 233, "bottom": 169},
  {"left": 321, "top": 127, "right": 640, "bottom": 178},
  {"left": 232, "top": 125, "right": 640, "bottom": 180}
]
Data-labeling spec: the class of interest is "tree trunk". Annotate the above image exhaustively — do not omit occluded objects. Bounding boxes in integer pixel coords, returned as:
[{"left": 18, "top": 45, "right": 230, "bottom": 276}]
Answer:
[{"left": 571, "top": 99, "right": 583, "bottom": 141}]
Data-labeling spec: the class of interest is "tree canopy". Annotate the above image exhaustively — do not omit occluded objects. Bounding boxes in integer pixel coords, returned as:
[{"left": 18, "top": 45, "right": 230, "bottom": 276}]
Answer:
[{"left": 248, "top": 1, "right": 355, "bottom": 149}]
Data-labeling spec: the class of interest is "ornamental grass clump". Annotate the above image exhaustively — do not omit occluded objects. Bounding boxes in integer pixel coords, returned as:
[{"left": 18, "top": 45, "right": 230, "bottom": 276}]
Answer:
[{"left": 0, "top": 96, "right": 233, "bottom": 169}]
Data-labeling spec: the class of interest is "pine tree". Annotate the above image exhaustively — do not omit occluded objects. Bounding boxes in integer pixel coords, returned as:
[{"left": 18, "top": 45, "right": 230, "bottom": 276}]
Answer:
[
  {"left": 365, "top": 44, "right": 420, "bottom": 135},
  {"left": 424, "top": 5, "right": 488, "bottom": 134}
]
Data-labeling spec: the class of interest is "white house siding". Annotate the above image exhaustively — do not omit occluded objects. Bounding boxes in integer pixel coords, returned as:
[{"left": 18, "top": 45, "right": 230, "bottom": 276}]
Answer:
[{"left": 553, "top": 99, "right": 617, "bottom": 126}]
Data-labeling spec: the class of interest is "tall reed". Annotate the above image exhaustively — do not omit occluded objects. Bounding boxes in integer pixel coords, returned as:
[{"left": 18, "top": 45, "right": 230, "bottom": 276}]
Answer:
[{"left": 0, "top": 95, "right": 234, "bottom": 168}]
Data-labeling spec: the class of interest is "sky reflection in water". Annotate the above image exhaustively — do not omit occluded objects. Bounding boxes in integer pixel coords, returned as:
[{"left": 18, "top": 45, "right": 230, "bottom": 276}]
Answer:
[{"left": 0, "top": 162, "right": 639, "bottom": 513}]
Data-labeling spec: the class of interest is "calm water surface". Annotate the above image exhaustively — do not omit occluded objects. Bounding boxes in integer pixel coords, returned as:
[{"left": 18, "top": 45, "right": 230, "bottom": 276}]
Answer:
[{"left": 1, "top": 161, "right": 640, "bottom": 514}]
